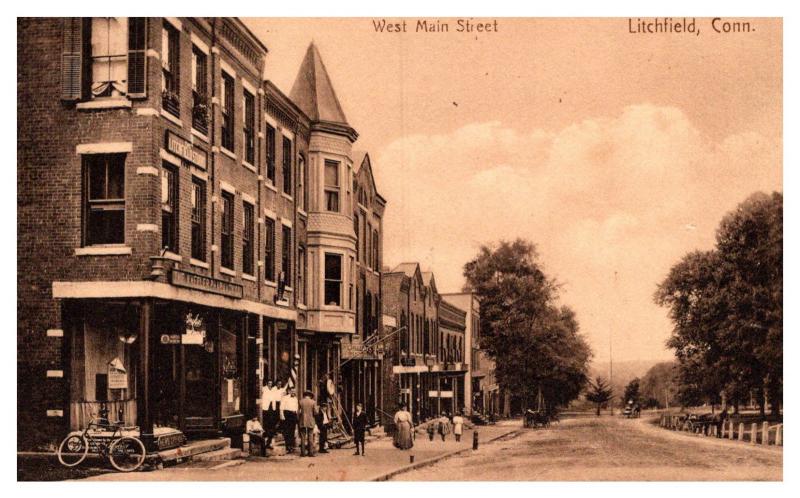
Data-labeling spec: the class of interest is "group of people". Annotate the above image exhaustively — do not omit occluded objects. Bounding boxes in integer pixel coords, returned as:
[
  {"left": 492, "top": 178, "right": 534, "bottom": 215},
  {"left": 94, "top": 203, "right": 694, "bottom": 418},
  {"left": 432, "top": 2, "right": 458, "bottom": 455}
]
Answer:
[
  {"left": 391, "top": 405, "right": 466, "bottom": 450},
  {"left": 426, "top": 411, "right": 465, "bottom": 442},
  {"left": 247, "top": 379, "right": 373, "bottom": 458},
  {"left": 246, "top": 380, "right": 331, "bottom": 457},
  {"left": 247, "top": 381, "right": 468, "bottom": 457}
]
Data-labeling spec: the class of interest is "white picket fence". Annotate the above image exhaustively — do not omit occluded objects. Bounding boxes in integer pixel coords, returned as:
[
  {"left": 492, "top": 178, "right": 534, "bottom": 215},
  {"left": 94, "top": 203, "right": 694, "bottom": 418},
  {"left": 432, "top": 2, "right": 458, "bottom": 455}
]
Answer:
[{"left": 659, "top": 414, "right": 782, "bottom": 446}]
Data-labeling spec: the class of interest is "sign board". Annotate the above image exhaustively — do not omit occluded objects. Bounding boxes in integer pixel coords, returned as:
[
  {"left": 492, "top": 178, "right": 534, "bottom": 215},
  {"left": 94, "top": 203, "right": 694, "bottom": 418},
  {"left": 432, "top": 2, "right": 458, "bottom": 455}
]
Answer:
[
  {"left": 160, "top": 334, "right": 181, "bottom": 345},
  {"left": 383, "top": 314, "right": 397, "bottom": 328},
  {"left": 166, "top": 130, "right": 208, "bottom": 169},
  {"left": 107, "top": 357, "right": 128, "bottom": 390},
  {"left": 182, "top": 313, "right": 206, "bottom": 345},
  {"left": 171, "top": 269, "right": 244, "bottom": 299}
]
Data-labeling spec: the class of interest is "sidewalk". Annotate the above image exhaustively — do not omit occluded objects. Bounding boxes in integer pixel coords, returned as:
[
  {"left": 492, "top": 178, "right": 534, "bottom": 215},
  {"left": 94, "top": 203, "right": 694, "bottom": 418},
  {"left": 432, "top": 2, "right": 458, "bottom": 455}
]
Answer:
[{"left": 83, "top": 422, "right": 519, "bottom": 481}]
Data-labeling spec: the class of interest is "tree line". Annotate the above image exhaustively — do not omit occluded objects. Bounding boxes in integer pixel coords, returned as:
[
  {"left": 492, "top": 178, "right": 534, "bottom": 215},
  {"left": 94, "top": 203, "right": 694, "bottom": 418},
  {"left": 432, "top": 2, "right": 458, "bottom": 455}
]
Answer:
[
  {"left": 463, "top": 239, "right": 593, "bottom": 412},
  {"left": 654, "top": 192, "right": 782, "bottom": 415}
]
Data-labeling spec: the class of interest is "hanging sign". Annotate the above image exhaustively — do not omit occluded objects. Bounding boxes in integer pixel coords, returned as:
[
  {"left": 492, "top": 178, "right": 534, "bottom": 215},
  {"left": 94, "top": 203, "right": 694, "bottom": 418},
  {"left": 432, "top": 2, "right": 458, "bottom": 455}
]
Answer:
[
  {"left": 182, "top": 313, "right": 206, "bottom": 345},
  {"left": 108, "top": 357, "right": 128, "bottom": 390},
  {"left": 160, "top": 334, "right": 181, "bottom": 345}
]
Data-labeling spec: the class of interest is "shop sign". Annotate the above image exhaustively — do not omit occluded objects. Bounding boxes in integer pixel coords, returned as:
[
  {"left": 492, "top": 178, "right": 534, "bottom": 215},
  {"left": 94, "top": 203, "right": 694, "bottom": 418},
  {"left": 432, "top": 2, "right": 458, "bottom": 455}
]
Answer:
[
  {"left": 182, "top": 313, "right": 206, "bottom": 345},
  {"left": 171, "top": 269, "right": 244, "bottom": 299},
  {"left": 108, "top": 357, "right": 128, "bottom": 390},
  {"left": 160, "top": 334, "right": 181, "bottom": 345},
  {"left": 166, "top": 130, "right": 208, "bottom": 169}
]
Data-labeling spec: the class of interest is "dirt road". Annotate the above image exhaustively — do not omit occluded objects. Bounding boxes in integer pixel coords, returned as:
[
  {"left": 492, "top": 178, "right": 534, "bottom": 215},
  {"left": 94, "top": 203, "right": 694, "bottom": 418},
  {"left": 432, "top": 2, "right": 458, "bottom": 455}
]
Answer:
[{"left": 392, "top": 416, "right": 782, "bottom": 481}]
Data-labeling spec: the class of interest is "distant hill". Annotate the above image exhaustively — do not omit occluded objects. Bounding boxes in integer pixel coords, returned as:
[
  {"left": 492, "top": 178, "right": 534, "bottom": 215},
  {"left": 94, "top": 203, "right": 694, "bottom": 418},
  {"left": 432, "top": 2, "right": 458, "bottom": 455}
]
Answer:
[{"left": 589, "top": 359, "right": 663, "bottom": 404}]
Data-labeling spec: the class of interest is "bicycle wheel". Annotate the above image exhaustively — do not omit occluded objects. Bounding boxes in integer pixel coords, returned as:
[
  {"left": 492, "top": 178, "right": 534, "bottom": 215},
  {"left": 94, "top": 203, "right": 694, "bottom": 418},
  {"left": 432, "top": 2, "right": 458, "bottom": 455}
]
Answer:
[
  {"left": 57, "top": 434, "right": 89, "bottom": 467},
  {"left": 109, "top": 436, "right": 146, "bottom": 472}
]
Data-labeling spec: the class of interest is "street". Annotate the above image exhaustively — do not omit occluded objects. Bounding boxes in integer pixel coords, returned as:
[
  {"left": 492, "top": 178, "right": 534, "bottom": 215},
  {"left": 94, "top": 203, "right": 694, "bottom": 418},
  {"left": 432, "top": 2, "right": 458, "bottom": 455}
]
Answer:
[
  {"left": 73, "top": 416, "right": 783, "bottom": 481},
  {"left": 393, "top": 416, "right": 783, "bottom": 481},
  {"left": 81, "top": 422, "right": 518, "bottom": 482}
]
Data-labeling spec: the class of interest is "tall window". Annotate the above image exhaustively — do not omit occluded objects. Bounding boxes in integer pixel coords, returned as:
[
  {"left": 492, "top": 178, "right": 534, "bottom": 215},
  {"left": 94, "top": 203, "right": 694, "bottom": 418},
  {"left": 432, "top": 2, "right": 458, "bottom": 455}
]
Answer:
[
  {"left": 92, "top": 17, "right": 129, "bottom": 98},
  {"left": 191, "top": 178, "right": 206, "bottom": 261},
  {"left": 62, "top": 18, "right": 146, "bottom": 101},
  {"left": 221, "top": 72, "right": 234, "bottom": 151},
  {"left": 372, "top": 229, "right": 380, "bottom": 270},
  {"left": 161, "top": 21, "right": 180, "bottom": 116},
  {"left": 363, "top": 290, "right": 371, "bottom": 339},
  {"left": 161, "top": 164, "right": 178, "bottom": 252},
  {"left": 349, "top": 256, "right": 355, "bottom": 310},
  {"left": 324, "top": 253, "right": 342, "bottom": 306},
  {"left": 282, "top": 137, "right": 292, "bottom": 195},
  {"left": 366, "top": 222, "right": 372, "bottom": 269},
  {"left": 242, "top": 202, "right": 254, "bottom": 275},
  {"left": 353, "top": 214, "right": 360, "bottom": 261},
  {"left": 266, "top": 125, "right": 276, "bottom": 183},
  {"left": 191, "top": 46, "right": 208, "bottom": 134},
  {"left": 243, "top": 90, "right": 255, "bottom": 165},
  {"left": 84, "top": 154, "right": 125, "bottom": 246},
  {"left": 297, "top": 245, "right": 306, "bottom": 305},
  {"left": 281, "top": 225, "right": 291, "bottom": 284},
  {"left": 264, "top": 218, "right": 275, "bottom": 281},
  {"left": 220, "top": 192, "right": 234, "bottom": 269},
  {"left": 324, "top": 160, "right": 339, "bottom": 212},
  {"left": 298, "top": 154, "right": 306, "bottom": 211}
]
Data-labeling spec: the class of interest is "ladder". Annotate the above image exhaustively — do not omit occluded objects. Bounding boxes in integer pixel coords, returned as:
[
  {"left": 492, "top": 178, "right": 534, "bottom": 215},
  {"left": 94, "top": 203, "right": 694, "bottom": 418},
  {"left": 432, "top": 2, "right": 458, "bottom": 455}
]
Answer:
[{"left": 325, "top": 390, "right": 354, "bottom": 448}]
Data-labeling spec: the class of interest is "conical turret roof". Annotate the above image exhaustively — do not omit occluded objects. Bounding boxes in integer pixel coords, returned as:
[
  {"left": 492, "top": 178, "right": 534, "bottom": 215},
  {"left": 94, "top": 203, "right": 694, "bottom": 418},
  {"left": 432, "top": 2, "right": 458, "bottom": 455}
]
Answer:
[{"left": 290, "top": 43, "right": 349, "bottom": 125}]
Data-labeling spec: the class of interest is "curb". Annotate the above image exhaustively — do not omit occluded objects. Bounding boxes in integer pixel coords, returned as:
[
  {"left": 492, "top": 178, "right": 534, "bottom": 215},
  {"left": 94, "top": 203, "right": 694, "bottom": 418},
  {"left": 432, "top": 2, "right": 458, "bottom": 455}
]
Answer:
[{"left": 369, "top": 429, "right": 522, "bottom": 481}]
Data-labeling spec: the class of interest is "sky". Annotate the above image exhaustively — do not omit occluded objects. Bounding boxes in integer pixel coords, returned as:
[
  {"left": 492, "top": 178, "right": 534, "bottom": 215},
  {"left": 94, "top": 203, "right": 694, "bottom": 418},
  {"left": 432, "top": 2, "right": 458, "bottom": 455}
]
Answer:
[{"left": 243, "top": 17, "right": 783, "bottom": 363}]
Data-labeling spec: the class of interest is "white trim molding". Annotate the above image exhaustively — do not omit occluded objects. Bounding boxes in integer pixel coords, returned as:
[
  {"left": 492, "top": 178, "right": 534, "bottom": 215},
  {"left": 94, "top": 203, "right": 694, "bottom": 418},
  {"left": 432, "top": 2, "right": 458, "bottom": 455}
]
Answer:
[
  {"left": 46, "top": 370, "right": 63, "bottom": 378},
  {"left": 53, "top": 281, "right": 299, "bottom": 321},
  {"left": 137, "top": 166, "right": 159, "bottom": 176},
  {"left": 265, "top": 114, "right": 277, "bottom": 127},
  {"left": 76, "top": 98, "right": 131, "bottom": 111},
  {"left": 242, "top": 78, "right": 257, "bottom": 96},
  {"left": 190, "top": 33, "right": 209, "bottom": 54},
  {"left": 281, "top": 128, "right": 295, "bottom": 141},
  {"left": 160, "top": 148, "right": 182, "bottom": 166},
  {"left": 164, "top": 17, "right": 183, "bottom": 31},
  {"left": 281, "top": 217, "right": 293, "bottom": 228},
  {"left": 136, "top": 224, "right": 159, "bottom": 233},
  {"left": 220, "top": 59, "right": 236, "bottom": 78},
  {"left": 47, "top": 329, "right": 64, "bottom": 337},
  {"left": 220, "top": 180, "right": 236, "bottom": 194},
  {"left": 76, "top": 142, "right": 133, "bottom": 155},
  {"left": 160, "top": 109, "right": 184, "bottom": 128},
  {"left": 47, "top": 410, "right": 64, "bottom": 417},
  {"left": 191, "top": 167, "right": 209, "bottom": 181},
  {"left": 263, "top": 208, "right": 277, "bottom": 220},
  {"left": 146, "top": 48, "right": 160, "bottom": 59},
  {"left": 136, "top": 107, "right": 159, "bottom": 116},
  {"left": 190, "top": 258, "right": 210, "bottom": 269},
  {"left": 220, "top": 267, "right": 237, "bottom": 277},
  {"left": 241, "top": 192, "right": 256, "bottom": 205},
  {"left": 75, "top": 246, "right": 132, "bottom": 256}
]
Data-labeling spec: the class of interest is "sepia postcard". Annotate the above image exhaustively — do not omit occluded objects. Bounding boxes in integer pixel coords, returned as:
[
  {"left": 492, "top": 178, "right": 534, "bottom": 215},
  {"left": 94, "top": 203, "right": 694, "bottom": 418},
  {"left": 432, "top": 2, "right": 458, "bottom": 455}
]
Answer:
[{"left": 16, "top": 14, "right": 783, "bottom": 486}]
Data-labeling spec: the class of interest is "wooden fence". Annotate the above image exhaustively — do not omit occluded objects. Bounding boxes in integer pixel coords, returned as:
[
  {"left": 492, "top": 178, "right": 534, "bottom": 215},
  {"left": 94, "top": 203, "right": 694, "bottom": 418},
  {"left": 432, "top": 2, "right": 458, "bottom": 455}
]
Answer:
[{"left": 659, "top": 413, "right": 782, "bottom": 446}]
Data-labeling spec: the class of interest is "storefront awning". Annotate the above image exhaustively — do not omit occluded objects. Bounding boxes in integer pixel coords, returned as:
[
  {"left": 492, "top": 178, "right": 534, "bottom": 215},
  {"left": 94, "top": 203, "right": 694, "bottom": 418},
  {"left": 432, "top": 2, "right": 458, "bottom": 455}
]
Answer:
[{"left": 52, "top": 280, "right": 297, "bottom": 321}]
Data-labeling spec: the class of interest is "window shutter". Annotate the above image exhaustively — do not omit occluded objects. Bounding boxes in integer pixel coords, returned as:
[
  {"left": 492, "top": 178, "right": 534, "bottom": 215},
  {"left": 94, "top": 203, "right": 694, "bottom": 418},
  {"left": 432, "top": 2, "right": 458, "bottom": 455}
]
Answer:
[
  {"left": 61, "top": 17, "right": 83, "bottom": 101},
  {"left": 127, "top": 17, "right": 148, "bottom": 98}
]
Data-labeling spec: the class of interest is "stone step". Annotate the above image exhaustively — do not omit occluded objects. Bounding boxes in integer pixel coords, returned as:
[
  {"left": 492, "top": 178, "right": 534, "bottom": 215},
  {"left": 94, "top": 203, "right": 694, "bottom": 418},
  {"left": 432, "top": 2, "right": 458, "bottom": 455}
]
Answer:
[
  {"left": 192, "top": 447, "right": 245, "bottom": 462},
  {"left": 158, "top": 438, "right": 231, "bottom": 464}
]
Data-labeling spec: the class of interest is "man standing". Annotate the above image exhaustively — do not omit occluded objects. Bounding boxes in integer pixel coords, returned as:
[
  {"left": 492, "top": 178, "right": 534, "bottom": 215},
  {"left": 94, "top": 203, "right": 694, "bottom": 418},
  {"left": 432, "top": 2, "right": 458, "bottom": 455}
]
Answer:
[
  {"left": 352, "top": 402, "right": 369, "bottom": 456},
  {"left": 261, "top": 379, "right": 283, "bottom": 449},
  {"left": 280, "top": 387, "right": 299, "bottom": 454},
  {"left": 315, "top": 402, "right": 331, "bottom": 453},
  {"left": 298, "top": 391, "right": 319, "bottom": 457}
]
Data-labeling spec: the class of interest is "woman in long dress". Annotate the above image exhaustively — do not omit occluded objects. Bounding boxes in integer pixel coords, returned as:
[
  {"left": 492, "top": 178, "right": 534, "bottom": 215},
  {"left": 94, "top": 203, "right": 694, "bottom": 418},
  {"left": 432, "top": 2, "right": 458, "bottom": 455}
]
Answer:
[
  {"left": 393, "top": 403, "right": 414, "bottom": 450},
  {"left": 452, "top": 411, "right": 464, "bottom": 442}
]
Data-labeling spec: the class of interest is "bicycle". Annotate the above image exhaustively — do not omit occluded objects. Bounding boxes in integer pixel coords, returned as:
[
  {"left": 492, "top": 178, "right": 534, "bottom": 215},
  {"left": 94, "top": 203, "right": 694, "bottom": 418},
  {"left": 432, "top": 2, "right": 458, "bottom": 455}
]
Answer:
[{"left": 57, "top": 417, "right": 147, "bottom": 472}]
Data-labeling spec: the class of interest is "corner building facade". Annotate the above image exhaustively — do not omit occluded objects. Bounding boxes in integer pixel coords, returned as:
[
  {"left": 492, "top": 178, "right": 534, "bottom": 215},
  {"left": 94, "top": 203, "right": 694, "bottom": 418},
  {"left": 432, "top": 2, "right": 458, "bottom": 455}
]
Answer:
[{"left": 17, "top": 17, "right": 302, "bottom": 451}]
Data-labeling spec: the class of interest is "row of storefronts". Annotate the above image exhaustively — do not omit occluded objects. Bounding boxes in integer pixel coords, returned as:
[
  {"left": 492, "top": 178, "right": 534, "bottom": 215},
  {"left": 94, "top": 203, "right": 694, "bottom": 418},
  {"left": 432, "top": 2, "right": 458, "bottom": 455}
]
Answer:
[{"left": 17, "top": 17, "right": 487, "bottom": 451}]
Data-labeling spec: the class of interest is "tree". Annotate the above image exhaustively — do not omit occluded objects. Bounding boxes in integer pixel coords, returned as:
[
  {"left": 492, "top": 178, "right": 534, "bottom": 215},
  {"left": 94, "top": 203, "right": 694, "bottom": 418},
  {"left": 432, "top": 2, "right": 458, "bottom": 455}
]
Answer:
[
  {"left": 623, "top": 377, "right": 641, "bottom": 407},
  {"left": 586, "top": 377, "right": 613, "bottom": 416},
  {"left": 655, "top": 191, "right": 782, "bottom": 415},
  {"left": 463, "top": 239, "right": 593, "bottom": 412},
  {"left": 639, "top": 361, "right": 678, "bottom": 408}
]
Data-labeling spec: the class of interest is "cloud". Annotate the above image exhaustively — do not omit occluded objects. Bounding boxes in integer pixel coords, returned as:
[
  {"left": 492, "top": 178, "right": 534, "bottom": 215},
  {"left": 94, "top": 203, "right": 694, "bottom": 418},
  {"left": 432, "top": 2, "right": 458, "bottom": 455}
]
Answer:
[{"left": 374, "top": 104, "right": 781, "bottom": 362}]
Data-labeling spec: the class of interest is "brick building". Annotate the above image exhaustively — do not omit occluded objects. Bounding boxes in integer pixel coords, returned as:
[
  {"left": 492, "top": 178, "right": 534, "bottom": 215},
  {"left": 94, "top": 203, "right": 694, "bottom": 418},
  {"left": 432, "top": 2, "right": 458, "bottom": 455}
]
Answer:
[
  {"left": 442, "top": 292, "right": 498, "bottom": 416},
  {"left": 381, "top": 263, "right": 467, "bottom": 426},
  {"left": 437, "top": 299, "right": 467, "bottom": 415}
]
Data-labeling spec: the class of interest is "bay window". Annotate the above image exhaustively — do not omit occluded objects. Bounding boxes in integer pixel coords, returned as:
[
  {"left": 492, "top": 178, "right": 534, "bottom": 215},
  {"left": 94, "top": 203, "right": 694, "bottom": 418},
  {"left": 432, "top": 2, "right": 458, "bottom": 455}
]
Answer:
[{"left": 324, "top": 160, "right": 339, "bottom": 212}]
